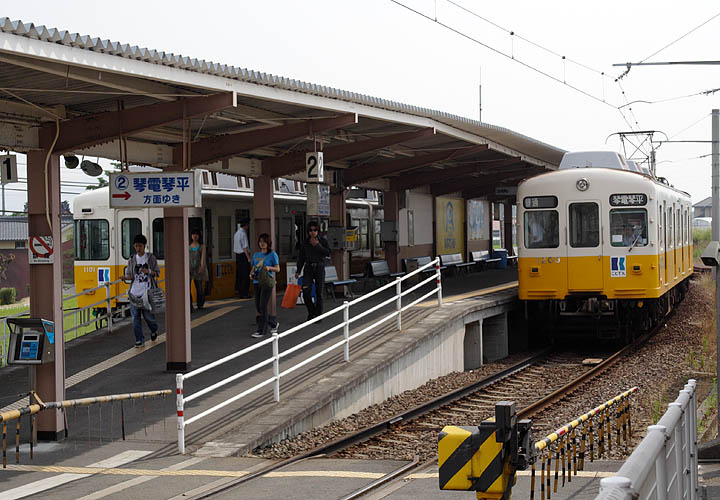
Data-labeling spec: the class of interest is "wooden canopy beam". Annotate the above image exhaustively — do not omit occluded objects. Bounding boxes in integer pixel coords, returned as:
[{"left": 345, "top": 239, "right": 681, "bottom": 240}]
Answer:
[
  {"left": 264, "top": 127, "right": 436, "bottom": 178},
  {"left": 187, "top": 113, "right": 358, "bottom": 166},
  {"left": 39, "top": 92, "right": 236, "bottom": 153},
  {"left": 344, "top": 144, "right": 489, "bottom": 186},
  {"left": 389, "top": 155, "right": 516, "bottom": 191}
]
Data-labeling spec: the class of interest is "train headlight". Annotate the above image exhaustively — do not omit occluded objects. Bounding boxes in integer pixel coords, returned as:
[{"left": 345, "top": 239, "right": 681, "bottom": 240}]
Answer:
[{"left": 576, "top": 178, "right": 589, "bottom": 191}]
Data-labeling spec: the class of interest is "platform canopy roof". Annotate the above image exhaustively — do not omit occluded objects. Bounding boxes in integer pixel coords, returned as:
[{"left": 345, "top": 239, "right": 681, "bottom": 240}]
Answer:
[{"left": 0, "top": 18, "right": 565, "bottom": 197}]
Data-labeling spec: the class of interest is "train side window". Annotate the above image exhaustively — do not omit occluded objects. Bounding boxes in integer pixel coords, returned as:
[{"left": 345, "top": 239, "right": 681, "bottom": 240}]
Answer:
[
  {"left": 75, "top": 219, "right": 110, "bottom": 261},
  {"left": 569, "top": 203, "right": 599, "bottom": 248},
  {"left": 609, "top": 209, "right": 648, "bottom": 247},
  {"left": 523, "top": 210, "right": 559, "bottom": 249},
  {"left": 121, "top": 218, "right": 142, "bottom": 259},
  {"left": 218, "top": 216, "right": 232, "bottom": 259},
  {"left": 152, "top": 218, "right": 164, "bottom": 260}
]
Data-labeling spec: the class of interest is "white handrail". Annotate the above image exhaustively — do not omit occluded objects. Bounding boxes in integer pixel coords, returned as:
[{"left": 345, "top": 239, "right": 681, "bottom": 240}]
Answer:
[{"left": 175, "top": 257, "right": 444, "bottom": 453}]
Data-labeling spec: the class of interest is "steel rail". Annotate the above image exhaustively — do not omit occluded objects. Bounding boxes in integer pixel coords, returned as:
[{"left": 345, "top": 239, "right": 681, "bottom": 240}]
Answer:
[
  {"left": 192, "top": 349, "right": 553, "bottom": 499},
  {"left": 339, "top": 456, "right": 427, "bottom": 500}
]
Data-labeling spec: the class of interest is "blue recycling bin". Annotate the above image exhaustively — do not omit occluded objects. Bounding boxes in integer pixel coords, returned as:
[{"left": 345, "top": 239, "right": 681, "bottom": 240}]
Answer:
[{"left": 494, "top": 248, "right": 508, "bottom": 269}]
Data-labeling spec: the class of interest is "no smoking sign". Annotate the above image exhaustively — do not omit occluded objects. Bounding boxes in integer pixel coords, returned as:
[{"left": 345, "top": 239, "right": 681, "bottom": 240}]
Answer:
[{"left": 29, "top": 236, "right": 54, "bottom": 264}]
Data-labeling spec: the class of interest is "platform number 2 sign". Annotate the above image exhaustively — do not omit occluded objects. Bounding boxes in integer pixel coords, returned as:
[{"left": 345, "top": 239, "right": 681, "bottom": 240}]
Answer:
[
  {"left": 306, "top": 152, "right": 324, "bottom": 183},
  {"left": 0, "top": 155, "right": 18, "bottom": 185}
]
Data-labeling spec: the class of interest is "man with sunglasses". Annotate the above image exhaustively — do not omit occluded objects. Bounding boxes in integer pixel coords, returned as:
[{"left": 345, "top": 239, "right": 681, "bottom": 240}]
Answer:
[{"left": 295, "top": 221, "right": 330, "bottom": 321}]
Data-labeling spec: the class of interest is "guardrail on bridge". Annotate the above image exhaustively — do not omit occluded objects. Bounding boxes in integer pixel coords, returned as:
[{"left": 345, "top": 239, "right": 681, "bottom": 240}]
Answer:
[{"left": 595, "top": 379, "right": 698, "bottom": 500}]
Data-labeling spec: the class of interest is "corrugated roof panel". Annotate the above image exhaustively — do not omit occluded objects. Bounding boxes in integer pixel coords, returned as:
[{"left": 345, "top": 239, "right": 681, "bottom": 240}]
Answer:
[{"left": 0, "top": 17, "right": 565, "bottom": 164}]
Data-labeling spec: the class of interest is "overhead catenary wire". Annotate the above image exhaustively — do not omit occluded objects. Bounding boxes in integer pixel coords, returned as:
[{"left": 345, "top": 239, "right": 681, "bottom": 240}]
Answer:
[
  {"left": 638, "top": 11, "right": 720, "bottom": 64},
  {"left": 388, "top": 0, "right": 622, "bottom": 111}
]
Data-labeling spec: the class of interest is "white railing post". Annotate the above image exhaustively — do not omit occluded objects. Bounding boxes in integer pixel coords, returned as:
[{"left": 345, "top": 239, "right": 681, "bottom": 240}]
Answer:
[
  {"left": 105, "top": 282, "right": 112, "bottom": 333},
  {"left": 395, "top": 277, "right": 402, "bottom": 331},
  {"left": 74, "top": 309, "right": 78, "bottom": 339},
  {"left": 435, "top": 258, "right": 443, "bottom": 306},
  {"left": 648, "top": 425, "right": 669, "bottom": 500},
  {"left": 273, "top": 331, "right": 280, "bottom": 402},
  {"left": 343, "top": 301, "right": 350, "bottom": 362},
  {"left": 669, "top": 402, "right": 686, "bottom": 496},
  {"left": 686, "top": 380, "right": 698, "bottom": 499},
  {"left": 176, "top": 374, "right": 185, "bottom": 454}
]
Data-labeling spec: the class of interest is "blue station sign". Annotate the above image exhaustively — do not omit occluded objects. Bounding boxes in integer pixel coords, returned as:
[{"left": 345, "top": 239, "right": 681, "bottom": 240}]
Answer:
[{"left": 109, "top": 171, "right": 202, "bottom": 208}]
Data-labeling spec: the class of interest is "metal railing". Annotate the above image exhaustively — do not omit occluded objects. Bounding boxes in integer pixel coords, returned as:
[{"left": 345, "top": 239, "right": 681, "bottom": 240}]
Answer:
[
  {"left": 175, "top": 257, "right": 443, "bottom": 453},
  {"left": 595, "top": 379, "right": 698, "bottom": 500},
  {"left": 1, "top": 389, "right": 172, "bottom": 468},
  {"left": 0, "top": 276, "right": 165, "bottom": 368}
]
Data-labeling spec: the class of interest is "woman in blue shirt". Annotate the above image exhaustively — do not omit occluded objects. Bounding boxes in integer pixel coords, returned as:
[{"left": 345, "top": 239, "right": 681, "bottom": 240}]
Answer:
[{"left": 250, "top": 233, "right": 280, "bottom": 338}]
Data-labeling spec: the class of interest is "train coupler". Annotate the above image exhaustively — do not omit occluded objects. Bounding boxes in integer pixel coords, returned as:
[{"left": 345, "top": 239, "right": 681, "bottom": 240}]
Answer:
[{"left": 438, "top": 401, "right": 534, "bottom": 499}]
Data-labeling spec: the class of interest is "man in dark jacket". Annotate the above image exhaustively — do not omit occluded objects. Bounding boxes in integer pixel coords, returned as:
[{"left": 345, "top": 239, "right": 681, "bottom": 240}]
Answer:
[{"left": 295, "top": 221, "right": 330, "bottom": 321}]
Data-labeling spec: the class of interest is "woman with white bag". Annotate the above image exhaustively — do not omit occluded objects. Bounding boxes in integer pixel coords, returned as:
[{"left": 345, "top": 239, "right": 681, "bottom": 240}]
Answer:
[{"left": 123, "top": 234, "right": 160, "bottom": 347}]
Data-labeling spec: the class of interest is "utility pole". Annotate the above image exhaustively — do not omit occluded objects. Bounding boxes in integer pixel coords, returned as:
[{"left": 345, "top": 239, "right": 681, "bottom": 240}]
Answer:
[
  {"left": 713, "top": 108, "right": 720, "bottom": 434},
  {"left": 478, "top": 66, "right": 482, "bottom": 122}
]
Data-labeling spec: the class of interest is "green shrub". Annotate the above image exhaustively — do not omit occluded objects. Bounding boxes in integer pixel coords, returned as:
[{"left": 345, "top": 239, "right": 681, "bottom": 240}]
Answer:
[{"left": 0, "top": 287, "right": 17, "bottom": 305}]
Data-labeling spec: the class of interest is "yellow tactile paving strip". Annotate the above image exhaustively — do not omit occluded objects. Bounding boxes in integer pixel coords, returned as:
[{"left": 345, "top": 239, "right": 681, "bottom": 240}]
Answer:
[
  {"left": 1, "top": 464, "right": 614, "bottom": 479},
  {"left": 0, "top": 304, "right": 239, "bottom": 413}
]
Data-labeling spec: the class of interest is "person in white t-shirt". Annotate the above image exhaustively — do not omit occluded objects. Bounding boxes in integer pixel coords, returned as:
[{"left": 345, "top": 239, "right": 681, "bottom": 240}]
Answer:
[
  {"left": 233, "top": 219, "right": 250, "bottom": 298},
  {"left": 123, "top": 234, "right": 160, "bottom": 347}
]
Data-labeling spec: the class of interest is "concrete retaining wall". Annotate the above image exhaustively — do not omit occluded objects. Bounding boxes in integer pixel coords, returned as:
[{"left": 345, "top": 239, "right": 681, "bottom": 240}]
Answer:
[{"left": 236, "top": 288, "right": 519, "bottom": 453}]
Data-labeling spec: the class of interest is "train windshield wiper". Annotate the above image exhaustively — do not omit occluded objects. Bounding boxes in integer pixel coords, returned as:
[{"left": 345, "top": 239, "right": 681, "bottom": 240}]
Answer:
[{"left": 628, "top": 234, "right": 640, "bottom": 253}]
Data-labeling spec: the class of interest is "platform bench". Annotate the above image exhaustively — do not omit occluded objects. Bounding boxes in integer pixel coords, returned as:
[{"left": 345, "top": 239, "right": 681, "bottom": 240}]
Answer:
[
  {"left": 325, "top": 266, "right": 357, "bottom": 300},
  {"left": 403, "top": 256, "right": 446, "bottom": 275},
  {"left": 471, "top": 250, "right": 502, "bottom": 270},
  {"left": 440, "top": 253, "right": 475, "bottom": 274},
  {"left": 369, "top": 260, "right": 405, "bottom": 287}
]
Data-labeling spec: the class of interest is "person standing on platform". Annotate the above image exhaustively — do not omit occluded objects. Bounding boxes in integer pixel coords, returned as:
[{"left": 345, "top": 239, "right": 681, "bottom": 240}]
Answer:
[
  {"left": 250, "top": 233, "right": 280, "bottom": 338},
  {"left": 124, "top": 234, "right": 160, "bottom": 347},
  {"left": 189, "top": 229, "right": 208, "bottom": 311},
  {"left": 295, "top": 221, "right": 330, "bottom": 321},
  {"left": 234, "top": 219, "right": 250, "bottom": 298}
]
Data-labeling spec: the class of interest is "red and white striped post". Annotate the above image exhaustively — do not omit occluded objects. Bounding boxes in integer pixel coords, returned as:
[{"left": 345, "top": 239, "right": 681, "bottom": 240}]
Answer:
[
  {"left": 272, "top": 332, "right": 280, "bottom": 402},
  {"left": 176, "top": 374, "right": 185, "bottom": 454},
  {"left": 435, "top": 258, "right": 443, "bottom": 306},
  {"left": 343, "top": 301, "right": 350, "bottom": 362}
]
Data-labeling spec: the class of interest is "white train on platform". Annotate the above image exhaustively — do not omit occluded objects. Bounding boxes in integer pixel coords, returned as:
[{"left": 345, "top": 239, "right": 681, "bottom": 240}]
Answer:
[{"left": 73, "top": 171, "right": 382, "bottom": 311}]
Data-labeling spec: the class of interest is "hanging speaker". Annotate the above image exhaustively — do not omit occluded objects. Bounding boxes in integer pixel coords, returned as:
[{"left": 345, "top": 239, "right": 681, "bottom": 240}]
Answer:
[
  {"left": 80, "top": 160, "right": 103, "bottom": 177},
  {"left": 64, "top": 155, "right": 79, "bottom": 169}
]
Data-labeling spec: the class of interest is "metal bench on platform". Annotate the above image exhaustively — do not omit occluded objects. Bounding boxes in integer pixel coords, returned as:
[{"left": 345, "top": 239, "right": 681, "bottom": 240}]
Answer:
[
  {"left": 324, "top": 266, "right": 356, "bottom": 300},
  {"left": 471, "top": 250, "right": 502, "bottom": 270},
  {"left": 440, "top": 253, "right": 475, "bottom": 274}
]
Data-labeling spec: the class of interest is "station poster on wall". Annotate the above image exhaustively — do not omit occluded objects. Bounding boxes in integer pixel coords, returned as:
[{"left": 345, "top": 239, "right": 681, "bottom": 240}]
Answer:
[
  {"left": 435, "top": 197, "right": 465, "bottom": 256},
  {"left": 467, "top": 199, "right": 487, "bottom": 240}
]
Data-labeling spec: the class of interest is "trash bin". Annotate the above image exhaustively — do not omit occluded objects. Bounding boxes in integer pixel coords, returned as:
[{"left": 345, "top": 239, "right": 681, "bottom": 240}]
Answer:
[{"left": 494, "top": 248, "right": 508, "bottom": 269}]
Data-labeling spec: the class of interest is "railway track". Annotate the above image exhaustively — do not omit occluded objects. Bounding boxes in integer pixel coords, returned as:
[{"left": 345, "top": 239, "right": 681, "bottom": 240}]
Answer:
[{"left": 189, "top": 339, "right": 642, "bottom": 499}]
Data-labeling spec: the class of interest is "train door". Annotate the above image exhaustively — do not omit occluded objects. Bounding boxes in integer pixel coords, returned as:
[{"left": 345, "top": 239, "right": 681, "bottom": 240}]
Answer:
[
  {"left": 567, "top": 201, "right": 602, "bottom": 291},
  {"left": 204, "top": 208, "right": 213, "bottom": 295},
  {"left": 116, "top": 209, "right": 149, "bottom": 299},
  {"left": 667, "top": 205, "right": 674, "bottom": 281},
  {"left": 675, "top": 206, "right": 681, "bottom": 278}
]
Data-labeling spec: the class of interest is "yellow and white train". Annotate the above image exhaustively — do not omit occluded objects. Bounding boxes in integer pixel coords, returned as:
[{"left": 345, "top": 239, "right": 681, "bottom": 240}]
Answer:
[
  {"left": 517, "top": 151, "right": 692, "bottom": 340},
  {"left": 73, "top": 173, "right": 381, "bottom": 313}
]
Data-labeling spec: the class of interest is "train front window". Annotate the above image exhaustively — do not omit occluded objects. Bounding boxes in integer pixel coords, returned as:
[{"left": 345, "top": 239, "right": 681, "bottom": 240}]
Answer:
[
  {"left": 524, "top": 210, "right": 559, "bottom": 249},
  {"left": 121, "top": 218, "right": 142, "bottom": 259},
  {"left": 75, "top": 219, "right": 109, "bottom": 261},
  {"left": 569, "top": 203, "right": 599, "bottom": 248},
  {"left": 610, "top": 209, "right": 648, "bottom": 247}
]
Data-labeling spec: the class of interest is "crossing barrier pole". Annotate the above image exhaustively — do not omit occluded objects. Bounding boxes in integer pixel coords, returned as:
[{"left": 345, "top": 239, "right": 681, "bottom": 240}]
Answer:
[
  {"left": 435, "top": 259, "right": 442, "bottom": 306},
  {"left": 105, "top": 282, "right": 112, "bottom": 333},
  {"left": 273, "top": 331, "right": 280, "bottom": 402},
  {"left": 343, "top": 301, "right": 350, "bottom": 362},
  {"left": 176, "top": 374, "right": 185, "bottom": 454},
  {"left": 395, "top": 277, "right": 402, "bottom": 331}
]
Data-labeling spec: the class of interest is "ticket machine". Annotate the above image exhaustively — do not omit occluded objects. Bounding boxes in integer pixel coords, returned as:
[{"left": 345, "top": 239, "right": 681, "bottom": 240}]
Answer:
[{"left": 6, "top": 318, "right": 55, "bottom": 365}]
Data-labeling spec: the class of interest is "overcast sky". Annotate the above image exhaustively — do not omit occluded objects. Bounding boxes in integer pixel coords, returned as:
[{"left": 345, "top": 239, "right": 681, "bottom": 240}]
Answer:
[{"left": 3, "top": 0, "right": 720, "bottom": 212}]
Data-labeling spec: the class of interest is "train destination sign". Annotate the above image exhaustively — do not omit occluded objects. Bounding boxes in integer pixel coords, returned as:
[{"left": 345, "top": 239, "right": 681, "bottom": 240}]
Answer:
[
  {"left": 109, "top": 171, "right": 202, "bottom": 208},
  {"left": 609, "top": 193, "right": 647, "bottom": 207}
]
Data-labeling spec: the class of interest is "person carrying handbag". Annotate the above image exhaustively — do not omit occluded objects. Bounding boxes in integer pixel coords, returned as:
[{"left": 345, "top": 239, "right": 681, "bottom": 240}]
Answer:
[
  {"left": 123, "top": 234, "right": 160, "bottom": 347},
  {"left": 189, "top": 229, "right": 208, "bottom": 311},
  {"left": 250, "top": 233, "right": 280, "bottom": 339}
]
